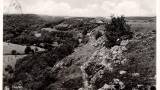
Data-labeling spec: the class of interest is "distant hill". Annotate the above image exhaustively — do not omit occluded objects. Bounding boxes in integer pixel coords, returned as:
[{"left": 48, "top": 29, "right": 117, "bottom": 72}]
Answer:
[
  {"left": 126, "top": 16, "right": 156, "bottom": 21},
  {"left": 3, "top": 14, "right": 98, "bottom": 48},
  {"left": 3, "top": 14, "right": 65, "bottom": 41}
]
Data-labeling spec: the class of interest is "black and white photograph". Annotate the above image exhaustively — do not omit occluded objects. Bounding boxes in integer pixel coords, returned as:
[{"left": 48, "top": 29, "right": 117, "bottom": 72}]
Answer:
[{"left": 2, "top": 0, "right": 157, "bottom": 90}]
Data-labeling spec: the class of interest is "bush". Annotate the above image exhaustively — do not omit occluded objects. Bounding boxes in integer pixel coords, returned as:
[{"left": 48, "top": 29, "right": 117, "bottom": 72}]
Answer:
[
  {"left": 5, "top": 65, "right": 14, "bottom": 73},
  {"left": 82, "top": 29, "right": 88, "bottom": 35},
  {"left": 105, "top": 16, "right": 133, "bottom": 48},
  {"left": 95, "top": 31, "right": 102, "bottom": 40},
  {"left": 24, "top": 46, "right": 32, "bottom": 54},
  {"left": 82, "top": 35, "right": 89, "bottom": 44},
  {"left": 11, "top": 50, "right": 17, "bottom": 55}
]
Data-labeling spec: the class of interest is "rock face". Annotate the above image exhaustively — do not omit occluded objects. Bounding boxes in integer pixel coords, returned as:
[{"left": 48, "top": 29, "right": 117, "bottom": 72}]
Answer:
[
  {"left": 78, "top": 31, "right": 156, "bottom": 90},
  {"left": 51, "top": 30, "right": 155, "bottom": 90},
  {"left": 79, "top": 34, "right": 130, "bottom": 90}
]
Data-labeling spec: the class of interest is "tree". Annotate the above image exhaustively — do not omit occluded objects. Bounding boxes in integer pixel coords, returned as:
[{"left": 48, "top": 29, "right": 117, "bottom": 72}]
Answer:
[
  {"left": 4, "top": 65, "right": 14, "bottom": 90},
  {"left": 11, "top": 50, "right": 17, "bottom": 55},
  {"left": 105, "top": 16, "right": 133, "bottom": 48},
  {"left": 24, "top": 46, "right": 32, "bottom": 54},
  {"left": 5, "top": 65, "right": 14, "bottom": 74}
]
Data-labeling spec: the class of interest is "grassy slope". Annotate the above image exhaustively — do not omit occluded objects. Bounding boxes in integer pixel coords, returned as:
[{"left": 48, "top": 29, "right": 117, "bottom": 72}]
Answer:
[
  {"left": 121, "top": 17, "right": 156, "bottom": 84},
  {"left": 127, "top": 17, "right": 156, "bottom": 33},
  {"left": 124, "top": 31, "right": 156, "bottom": 82}
]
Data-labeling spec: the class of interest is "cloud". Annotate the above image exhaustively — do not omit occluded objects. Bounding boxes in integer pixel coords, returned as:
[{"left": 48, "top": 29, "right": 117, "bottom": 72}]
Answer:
[
  {"left": 24, "top": 0, "right": 71, "bottom": 15},
  {"left": 21, "top": 0, "right": 105, "bottom": 17},
  {"left": 114, "top": 1, "right": 146, "bottom": 16},
  {"left": 3, "top": 0, "right": 156, "bottom": 16},
  {"left": 101, "top": 0, "right": 156, "bottom": 16}
]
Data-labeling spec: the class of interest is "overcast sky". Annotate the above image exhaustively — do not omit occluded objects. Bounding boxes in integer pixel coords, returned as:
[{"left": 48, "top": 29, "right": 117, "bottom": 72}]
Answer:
[{"left": 4, "top": 0, "right": 156, "bottom": 17}]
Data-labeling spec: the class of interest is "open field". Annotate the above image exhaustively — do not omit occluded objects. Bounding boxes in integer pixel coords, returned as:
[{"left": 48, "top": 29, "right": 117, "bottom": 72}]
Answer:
[
  {"left": 126, "top": 17, "right": 156, "bottom": 33},
  {"left": 3, "top": 42, "right": 45, "bottom": 55},
  {"left": 3, "top": 42, "right": 45, "bottom": 74}
]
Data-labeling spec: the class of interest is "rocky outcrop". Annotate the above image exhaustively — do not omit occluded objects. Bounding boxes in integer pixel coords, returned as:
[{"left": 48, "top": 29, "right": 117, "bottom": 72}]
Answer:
[
  {"left": 46, "top": 28, "right": 156, "bottom": 90},
  {"left": 46, "top": 30, "right": 156, "bottom": 90},
  {"left": 79, "top": 37, "right": 130, "bottom": 90},
  {"left": 79, "top": 31, "right": 156, "bottom": 90}
]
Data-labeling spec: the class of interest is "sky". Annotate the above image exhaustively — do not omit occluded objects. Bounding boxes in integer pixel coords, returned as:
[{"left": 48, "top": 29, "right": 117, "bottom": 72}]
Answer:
[{"left": 3, "top": 0, "right": 156, "bottom": 17}]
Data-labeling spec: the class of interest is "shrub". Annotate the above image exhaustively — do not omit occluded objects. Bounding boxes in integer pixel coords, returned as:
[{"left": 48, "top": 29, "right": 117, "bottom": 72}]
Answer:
[
  {"left": 24, "top": 46, "right": 32, "bottom": 54},
  {"left": 82, "top": 29, "right": 88, "bottom": 35},
  {"left": 105, "top": 16, "right": 133, "bottom": 48},
  {"left": 95, "top": 31, "right": 102, "bottom": 40},
  {"left": 82, "top": 35, "right": 89, "bottom": 44},
  {"left": 5, "top": 65, "right": 14, "bottom": 73},
  {"left": 11, "top": 50, "right": 17, "bottom": 55}
]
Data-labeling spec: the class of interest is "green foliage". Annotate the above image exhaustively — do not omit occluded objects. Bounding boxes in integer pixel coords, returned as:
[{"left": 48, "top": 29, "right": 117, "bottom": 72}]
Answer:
[{"left": 105, "top": 16, "right": 133, "bottom": 48}]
